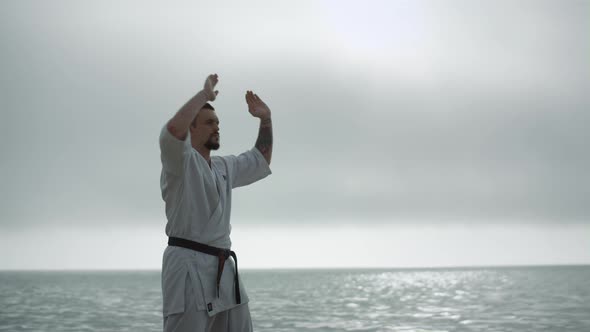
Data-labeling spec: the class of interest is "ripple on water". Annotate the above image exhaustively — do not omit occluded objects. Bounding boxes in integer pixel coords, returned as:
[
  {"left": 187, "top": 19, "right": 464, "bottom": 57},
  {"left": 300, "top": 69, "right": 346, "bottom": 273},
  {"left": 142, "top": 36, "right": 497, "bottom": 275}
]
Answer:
[{"left": 1, "top": 267, "right": 590, "bottom": 331}]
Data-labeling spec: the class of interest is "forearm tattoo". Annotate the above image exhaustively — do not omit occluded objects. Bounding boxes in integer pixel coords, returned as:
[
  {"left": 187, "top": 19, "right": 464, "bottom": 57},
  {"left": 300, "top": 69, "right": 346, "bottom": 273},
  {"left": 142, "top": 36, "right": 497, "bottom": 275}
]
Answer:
[{"left": 255, "top": 119, "right": 273, "bottom": 162}]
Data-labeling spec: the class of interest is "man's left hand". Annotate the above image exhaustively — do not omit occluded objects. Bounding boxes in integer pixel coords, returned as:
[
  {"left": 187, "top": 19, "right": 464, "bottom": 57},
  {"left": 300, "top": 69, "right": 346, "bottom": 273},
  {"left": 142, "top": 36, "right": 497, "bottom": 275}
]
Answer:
[{"left": 245, "top": 91, "right": 271, "bottom": 120}]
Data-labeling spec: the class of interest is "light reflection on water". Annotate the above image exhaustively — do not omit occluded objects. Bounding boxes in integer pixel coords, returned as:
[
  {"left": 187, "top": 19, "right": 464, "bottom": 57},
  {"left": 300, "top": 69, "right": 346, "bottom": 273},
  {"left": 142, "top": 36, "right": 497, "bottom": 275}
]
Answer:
[
  {"left": 244, "top": 267, "right": 590, "bottom": 331},
  {"left": 1, "top": 266, "right": 589, "bottom": 331}
]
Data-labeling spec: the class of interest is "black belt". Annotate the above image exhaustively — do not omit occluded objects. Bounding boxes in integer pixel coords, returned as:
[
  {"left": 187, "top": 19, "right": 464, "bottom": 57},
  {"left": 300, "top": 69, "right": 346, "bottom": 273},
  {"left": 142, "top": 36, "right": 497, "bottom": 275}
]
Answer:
[{"left": 168, "top": 237, "right": 241, "bottom": 304}]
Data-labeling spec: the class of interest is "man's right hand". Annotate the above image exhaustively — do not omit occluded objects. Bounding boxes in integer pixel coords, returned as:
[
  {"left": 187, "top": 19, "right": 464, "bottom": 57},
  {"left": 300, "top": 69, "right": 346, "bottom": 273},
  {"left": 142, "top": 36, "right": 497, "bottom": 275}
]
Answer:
[
  {"left": 166, "top": 73, "right": 220, "bottom": 141},
  {"left": 203, "top": 74, "right": 219, "bottom": 101}
]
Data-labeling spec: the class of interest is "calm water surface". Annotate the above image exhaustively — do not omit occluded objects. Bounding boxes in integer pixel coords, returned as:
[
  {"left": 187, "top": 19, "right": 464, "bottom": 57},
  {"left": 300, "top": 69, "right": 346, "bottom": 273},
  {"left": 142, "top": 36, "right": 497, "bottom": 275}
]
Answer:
[{"left": 1, "top": 266, "right": 589, "bottom": 331}]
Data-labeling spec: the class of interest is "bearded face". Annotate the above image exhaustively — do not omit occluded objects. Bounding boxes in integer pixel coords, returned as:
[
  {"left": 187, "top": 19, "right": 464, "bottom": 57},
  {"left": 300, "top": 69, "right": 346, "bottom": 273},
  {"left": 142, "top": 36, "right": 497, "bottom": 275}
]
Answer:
[
  {"left": 190, "top": 108, "right": 220, "bottom": 151},
  {"left": 204, "top": 133, "right": 220, "bottom": 150}
]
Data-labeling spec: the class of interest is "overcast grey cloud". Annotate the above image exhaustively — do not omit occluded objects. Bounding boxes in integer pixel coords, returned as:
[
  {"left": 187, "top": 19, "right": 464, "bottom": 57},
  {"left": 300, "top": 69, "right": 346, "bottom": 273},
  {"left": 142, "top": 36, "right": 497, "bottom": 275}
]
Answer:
[{"left": 1, "top": 0, "right": 588, "bottom": 230}]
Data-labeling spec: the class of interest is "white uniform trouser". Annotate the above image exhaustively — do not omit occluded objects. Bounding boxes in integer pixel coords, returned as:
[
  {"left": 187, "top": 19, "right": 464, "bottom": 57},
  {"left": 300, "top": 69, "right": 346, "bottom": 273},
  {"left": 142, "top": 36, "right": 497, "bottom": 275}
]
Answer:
[{"left": 163, "top": 273, "right": 253, "bottom": 332}]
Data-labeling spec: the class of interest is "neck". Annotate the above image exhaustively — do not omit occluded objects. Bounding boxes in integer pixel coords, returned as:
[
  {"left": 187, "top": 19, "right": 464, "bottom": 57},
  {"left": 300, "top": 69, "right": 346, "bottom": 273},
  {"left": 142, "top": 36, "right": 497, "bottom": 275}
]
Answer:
[{"left": 193, "top": 144, "right": 212, "bottom": 166}]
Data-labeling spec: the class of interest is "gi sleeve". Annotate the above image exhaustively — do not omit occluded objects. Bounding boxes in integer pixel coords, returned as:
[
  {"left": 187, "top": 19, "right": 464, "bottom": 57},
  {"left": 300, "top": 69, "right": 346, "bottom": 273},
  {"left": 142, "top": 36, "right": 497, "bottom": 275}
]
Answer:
[
  {"left": 159, "top": 124, "right": 191, "bottom": 176},
  {"left": 225, "top": 147, "right": 272, "bottom": 188}
]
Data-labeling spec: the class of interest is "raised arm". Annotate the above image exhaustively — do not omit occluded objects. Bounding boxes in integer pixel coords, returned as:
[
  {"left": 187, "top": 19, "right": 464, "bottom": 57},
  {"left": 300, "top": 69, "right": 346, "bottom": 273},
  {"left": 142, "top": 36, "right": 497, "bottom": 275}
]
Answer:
[
  {"left": 246, "top": 91, "right": 273, "bottom": 165},
  {"left": 167, "top": 74, "right": 219, "bottom": 140}
]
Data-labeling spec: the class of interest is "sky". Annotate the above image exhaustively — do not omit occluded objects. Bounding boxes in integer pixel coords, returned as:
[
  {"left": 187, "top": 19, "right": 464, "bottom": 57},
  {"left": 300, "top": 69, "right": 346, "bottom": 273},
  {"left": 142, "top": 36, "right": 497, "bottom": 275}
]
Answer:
[{"left": 1, "top": 0, "right": 589, "bottom": 269}]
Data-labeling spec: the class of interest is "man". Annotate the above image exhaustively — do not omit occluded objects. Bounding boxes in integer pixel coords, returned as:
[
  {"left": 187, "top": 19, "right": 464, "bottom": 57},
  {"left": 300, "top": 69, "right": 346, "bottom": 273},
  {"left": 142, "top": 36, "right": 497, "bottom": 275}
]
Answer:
[{"left": 159, "top": 73, "right": 273, "bottom": 331}]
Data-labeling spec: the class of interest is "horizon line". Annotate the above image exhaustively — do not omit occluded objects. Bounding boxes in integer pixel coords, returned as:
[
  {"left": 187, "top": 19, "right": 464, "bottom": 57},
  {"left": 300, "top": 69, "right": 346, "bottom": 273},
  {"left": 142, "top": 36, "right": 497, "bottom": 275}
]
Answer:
[{"left": 1, "top": 263, "right": 589, "bottom": 272}]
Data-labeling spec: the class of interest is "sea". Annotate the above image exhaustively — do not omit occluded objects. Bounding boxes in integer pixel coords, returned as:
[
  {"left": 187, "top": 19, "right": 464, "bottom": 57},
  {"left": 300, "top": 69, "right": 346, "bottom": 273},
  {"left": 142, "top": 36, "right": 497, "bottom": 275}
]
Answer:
[{"left": 1, "top": 266, "right": 589, "bottom": 332}]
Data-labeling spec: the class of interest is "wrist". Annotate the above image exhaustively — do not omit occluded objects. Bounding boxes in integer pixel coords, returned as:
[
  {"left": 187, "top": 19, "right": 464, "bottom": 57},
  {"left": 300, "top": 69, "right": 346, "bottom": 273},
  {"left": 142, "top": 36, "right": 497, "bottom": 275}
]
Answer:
[{"left": 199, "top": 89, "right": 215, "bottom": 102}]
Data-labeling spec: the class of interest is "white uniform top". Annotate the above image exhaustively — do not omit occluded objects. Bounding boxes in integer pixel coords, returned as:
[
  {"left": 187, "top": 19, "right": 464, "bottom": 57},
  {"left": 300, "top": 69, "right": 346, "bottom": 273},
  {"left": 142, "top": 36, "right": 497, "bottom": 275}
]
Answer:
[{"left": 159, "top": 125, "right": 271, "bottom": 317}]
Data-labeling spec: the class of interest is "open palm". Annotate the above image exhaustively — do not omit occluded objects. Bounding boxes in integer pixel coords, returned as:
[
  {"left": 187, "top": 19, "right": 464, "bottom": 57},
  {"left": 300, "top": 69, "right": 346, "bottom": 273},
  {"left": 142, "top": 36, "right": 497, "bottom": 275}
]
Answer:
[{"left": 245, "top": 90, "right": 271, "bottom": 119}]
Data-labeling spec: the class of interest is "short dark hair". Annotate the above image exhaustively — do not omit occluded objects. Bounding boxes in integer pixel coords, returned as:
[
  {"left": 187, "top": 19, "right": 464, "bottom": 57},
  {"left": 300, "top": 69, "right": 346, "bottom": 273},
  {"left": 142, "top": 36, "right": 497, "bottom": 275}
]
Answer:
[
  {"left": 191, "top": 103, "right": 215, "bottom": 127},
  {"left": 203, "top": 103, "right": 215, "bottom": 111}
]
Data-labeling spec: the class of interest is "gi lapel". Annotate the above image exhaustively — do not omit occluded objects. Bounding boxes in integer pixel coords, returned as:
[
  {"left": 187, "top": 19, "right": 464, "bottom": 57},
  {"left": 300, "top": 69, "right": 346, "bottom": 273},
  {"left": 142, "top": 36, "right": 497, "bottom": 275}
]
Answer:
[
  {"left": 195, "top": 151, "right": 220, "bottom": 214},
  {"left": 208, "top": 161, "right": 224, "bottom": 221}
]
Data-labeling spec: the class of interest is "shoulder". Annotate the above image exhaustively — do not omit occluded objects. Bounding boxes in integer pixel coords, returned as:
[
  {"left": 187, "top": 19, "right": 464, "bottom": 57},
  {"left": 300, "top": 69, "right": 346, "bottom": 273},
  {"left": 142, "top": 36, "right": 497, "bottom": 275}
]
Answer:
[
  {"left": 159, "top": 124, "right": 192, "bottom": 154},
  {"left": 212, "top": 155, "right": 232, "bottom": 170},
  {"left": 214, "top": 154, "right": 238, "bottom": 164}
]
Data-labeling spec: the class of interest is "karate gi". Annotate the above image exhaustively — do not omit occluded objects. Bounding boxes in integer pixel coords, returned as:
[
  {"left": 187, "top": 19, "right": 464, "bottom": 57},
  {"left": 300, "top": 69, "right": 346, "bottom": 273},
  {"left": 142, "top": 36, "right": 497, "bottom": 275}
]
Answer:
[{"left": 159, "top": 125, "right": 271, "bottom": 331}]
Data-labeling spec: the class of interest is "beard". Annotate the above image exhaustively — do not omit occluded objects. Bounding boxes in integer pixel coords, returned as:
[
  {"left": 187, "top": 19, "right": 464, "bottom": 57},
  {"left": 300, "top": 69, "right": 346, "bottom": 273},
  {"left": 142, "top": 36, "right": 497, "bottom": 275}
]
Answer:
[{"left": 204, "top": 135, "right": 220, "bottom": 150}]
